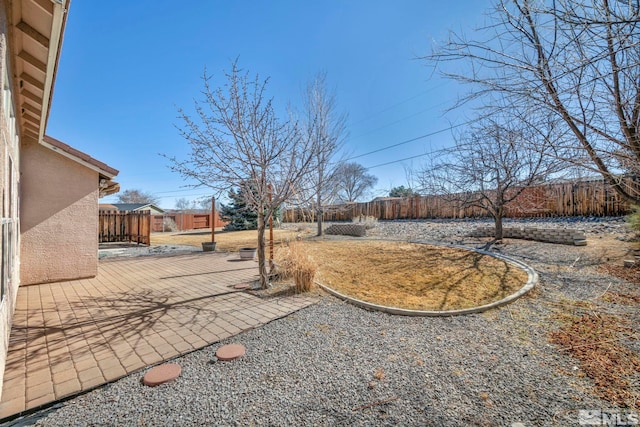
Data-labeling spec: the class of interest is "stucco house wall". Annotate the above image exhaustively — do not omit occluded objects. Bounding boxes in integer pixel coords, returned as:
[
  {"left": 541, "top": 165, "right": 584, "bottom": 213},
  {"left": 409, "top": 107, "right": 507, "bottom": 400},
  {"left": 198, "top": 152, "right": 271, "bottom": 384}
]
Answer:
[
  {"left": 0, "top": 3, "right": 22, "bottom": 405},
  {"left": 0, "top": 0, "right": 118, "bottom": 402},
  {"left": 20, "top": 139, "right": 100, "bottom": 285}
]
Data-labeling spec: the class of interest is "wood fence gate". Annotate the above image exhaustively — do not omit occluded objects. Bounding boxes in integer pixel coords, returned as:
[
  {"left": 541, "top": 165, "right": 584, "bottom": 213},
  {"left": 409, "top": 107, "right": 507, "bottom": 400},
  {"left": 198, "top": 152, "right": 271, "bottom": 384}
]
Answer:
[{"left": 99, "top": 210, "right": 151, "bottom": 245}]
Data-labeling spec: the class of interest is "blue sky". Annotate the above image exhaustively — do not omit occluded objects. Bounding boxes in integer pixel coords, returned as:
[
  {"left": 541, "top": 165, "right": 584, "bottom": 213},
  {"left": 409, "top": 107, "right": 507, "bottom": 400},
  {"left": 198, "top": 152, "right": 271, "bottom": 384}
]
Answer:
[{"left": 46, "top": 1, "right": 493, "bottom": 208}]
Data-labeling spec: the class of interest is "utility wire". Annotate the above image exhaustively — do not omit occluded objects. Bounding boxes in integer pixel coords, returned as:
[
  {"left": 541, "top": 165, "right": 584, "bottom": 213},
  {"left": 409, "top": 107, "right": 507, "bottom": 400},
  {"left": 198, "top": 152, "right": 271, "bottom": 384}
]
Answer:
[
  {"left": 350, "top": 102, "right": 449, "bottom": 140},
  {"left": 367, "top": 152, "right": 431, "bottom": 169},
  {"left": 346, "top": 120, "right": 469, "bottom": 161},
  {"left": 115, "top": 120, "right": 470, "bottom": 199},
  {"left": 154, "top": 193, "right": 212, "bottom": 199},
  {"left": 154, "top": 187, "right": 208, "bottom": 195},
  {"left": 349, "top": 82, "right": 448, "bottom": 126},
  {"left": 365, "top": 147, "right": 450, "bottom": 170}
]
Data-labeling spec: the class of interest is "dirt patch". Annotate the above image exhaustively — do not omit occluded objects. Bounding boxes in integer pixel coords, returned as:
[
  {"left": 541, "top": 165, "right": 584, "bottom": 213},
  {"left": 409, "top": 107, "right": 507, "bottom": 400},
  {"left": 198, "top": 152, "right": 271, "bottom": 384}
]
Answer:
[
  {"left": 297, "top": 240, "right": 528, "bottom": 311},
  {"left": 549, "top": 310, "right": 640, "bottom": 409},
  {"left": 599, "top": 264, "right": 640, "bottom": 286},
  {"left": 580, "top": 234, "right": 637, "bottom": 264}
]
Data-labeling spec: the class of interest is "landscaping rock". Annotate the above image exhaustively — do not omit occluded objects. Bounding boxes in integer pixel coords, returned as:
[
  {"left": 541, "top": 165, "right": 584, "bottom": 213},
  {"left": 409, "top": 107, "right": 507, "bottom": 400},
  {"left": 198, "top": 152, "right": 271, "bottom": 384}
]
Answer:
[{"left": 31, "top": 217, "right": 638, "bottom": 427}]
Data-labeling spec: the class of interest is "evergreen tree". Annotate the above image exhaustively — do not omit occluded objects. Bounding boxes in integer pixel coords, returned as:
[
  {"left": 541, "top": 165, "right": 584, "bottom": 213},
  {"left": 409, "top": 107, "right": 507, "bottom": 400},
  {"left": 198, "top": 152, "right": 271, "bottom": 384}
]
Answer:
[
  {"left": 219, "top": 187, "right": 258, "bottom": 231},
  {"left": 389, "top": 186, "right": 418, "bottom": 198}
]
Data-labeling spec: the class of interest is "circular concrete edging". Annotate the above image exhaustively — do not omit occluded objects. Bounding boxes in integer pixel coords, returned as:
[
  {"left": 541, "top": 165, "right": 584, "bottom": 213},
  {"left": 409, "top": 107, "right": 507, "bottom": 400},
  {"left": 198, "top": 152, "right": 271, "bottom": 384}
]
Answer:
[{"left": 316, "top": 241, "right": 538, "bottom": 317}]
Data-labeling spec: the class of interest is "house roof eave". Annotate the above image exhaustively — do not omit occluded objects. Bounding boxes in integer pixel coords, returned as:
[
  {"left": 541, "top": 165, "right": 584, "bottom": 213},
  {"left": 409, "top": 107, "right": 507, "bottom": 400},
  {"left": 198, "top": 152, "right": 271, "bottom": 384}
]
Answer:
[{"left": 42, "top": 135, "right": 119, "bottom": 178}]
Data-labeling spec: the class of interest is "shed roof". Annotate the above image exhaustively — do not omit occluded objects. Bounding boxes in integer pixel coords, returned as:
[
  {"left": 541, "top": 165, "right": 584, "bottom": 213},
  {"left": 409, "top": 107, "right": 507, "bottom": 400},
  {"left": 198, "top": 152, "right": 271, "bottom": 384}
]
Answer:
[{"left": 111, "top": 203, "right": 165, "bottom": 213}]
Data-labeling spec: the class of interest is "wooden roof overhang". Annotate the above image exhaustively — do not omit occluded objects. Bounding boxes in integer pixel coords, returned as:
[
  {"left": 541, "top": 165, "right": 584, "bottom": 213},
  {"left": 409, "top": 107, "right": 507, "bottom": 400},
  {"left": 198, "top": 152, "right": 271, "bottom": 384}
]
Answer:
[
  {"left": 8, "top": 0, "right": 69, "bottom": 144},
  {"left": 8, "top": 1, "right": 120, "bottom": 197}
]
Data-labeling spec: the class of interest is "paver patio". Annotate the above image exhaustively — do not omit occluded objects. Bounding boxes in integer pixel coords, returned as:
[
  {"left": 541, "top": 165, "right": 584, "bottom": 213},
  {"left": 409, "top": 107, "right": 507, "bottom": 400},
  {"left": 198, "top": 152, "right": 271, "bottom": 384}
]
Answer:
[{"left": 0, "top": 251, "right": 316, "bottom": 420}]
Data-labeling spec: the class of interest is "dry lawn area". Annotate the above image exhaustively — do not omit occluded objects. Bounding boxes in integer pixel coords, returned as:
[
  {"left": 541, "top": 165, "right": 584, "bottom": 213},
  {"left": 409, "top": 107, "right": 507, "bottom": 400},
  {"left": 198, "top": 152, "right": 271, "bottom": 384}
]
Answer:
[
  {"left": 151, "top": 229, "right": 303, "bottom": 253},
  {"left": 300, "top": 240, "right": 528, "bottom": 311}
]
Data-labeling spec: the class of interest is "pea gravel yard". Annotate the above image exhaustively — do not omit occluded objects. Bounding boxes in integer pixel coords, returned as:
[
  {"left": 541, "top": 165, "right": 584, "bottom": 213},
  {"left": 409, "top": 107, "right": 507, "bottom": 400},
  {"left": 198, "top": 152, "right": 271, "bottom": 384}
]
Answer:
[{"left": 17, "top": 218, "right": 640, "bottom": 426}]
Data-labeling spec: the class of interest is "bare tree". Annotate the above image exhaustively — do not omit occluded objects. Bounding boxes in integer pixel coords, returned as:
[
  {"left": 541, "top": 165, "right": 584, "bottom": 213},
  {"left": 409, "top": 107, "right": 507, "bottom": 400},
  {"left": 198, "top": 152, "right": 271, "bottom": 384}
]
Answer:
[
  {"left": 301, "top": 73, "right": 347, "bottom": 236},
  {"left": 174, "top": 197, "right": 196, "bottom": 212},
  {"left": 418, "top": 116, "right": 565, "bottom": 242},
  {"left": 334, "top": 162, "right": 378, "bottom": 202},
  {"left": 117, "top": 189, "right": 159, "bottom": 205},
  {"left": 167, "top": 61, "right": 318, "bottom": 289},
  {"left": 426, "top": 0, "right": 640, "bottom": 203}
]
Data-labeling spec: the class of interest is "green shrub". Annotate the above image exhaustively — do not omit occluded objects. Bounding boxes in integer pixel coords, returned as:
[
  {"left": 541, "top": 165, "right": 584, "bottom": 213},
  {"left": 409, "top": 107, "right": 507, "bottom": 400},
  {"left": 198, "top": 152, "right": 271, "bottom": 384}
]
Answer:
[{"left": 628, "top": 205, "right": 640, "bottom": 234}]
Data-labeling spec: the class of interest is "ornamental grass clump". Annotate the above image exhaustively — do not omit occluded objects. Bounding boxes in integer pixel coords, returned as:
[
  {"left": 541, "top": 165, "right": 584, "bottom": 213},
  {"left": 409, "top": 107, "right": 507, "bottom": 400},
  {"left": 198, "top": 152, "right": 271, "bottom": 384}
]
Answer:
[
  {"left": 275, "top": 242, "right": 316, "bottom": 293},
  {"left": 352, "top": 215, "right": 378, "bottom": 229}
]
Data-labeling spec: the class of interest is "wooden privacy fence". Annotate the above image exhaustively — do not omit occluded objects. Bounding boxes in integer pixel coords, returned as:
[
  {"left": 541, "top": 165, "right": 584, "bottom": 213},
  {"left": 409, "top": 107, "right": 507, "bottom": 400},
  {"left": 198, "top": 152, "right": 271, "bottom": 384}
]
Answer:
[
  {"left": 99, "top": 210, "right": 151, "bottom": 245},
  {"left": 152, "top": 213, "right": 227, "bottom": 232},
  {"left": 284, "top": 177, "right": 640, "bottom": 222}
]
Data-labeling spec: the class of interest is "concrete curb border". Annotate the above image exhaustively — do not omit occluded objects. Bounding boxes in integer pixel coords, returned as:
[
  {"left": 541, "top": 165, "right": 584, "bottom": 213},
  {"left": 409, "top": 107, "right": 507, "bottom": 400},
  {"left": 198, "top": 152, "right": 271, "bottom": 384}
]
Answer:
[{"left": 316, "top": 240, "right": 538, "bottom": 317}]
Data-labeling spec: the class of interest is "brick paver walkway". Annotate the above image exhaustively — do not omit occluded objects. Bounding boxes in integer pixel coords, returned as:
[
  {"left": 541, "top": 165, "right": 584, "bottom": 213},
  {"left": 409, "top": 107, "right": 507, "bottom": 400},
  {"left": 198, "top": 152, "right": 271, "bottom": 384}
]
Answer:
[{"left": 0, "top": 252, "right": 315, "bottom": 420}]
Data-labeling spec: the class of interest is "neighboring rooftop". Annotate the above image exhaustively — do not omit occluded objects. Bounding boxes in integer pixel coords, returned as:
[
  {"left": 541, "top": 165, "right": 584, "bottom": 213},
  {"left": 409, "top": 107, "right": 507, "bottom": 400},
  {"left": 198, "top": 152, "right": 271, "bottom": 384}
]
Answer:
[{"left": 108, "top": 203, "right": 165, "bottom": 213}]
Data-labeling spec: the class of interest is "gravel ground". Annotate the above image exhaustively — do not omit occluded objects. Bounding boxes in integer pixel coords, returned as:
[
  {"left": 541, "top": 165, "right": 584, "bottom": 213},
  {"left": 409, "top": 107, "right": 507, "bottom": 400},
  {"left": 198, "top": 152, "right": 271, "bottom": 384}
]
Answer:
[
  {"left": 16, "top": 218, "right": 640, "bottom": 426},
  {"left": 98, "top": 244, "right": 199, "bottom": 259},
  {"left": 366, "top": 216, "right": 632, "bottom": 243}
]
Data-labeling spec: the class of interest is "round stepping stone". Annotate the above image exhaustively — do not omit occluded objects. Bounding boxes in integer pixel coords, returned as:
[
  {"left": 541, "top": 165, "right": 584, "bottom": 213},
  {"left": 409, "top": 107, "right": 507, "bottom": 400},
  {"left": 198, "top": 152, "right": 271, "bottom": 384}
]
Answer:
[
  {"left": 143, "top": 363, "right": 181, "bottom": 387},
  {"left": 216, "top": 343, "right": 246, "bottom": 361}
]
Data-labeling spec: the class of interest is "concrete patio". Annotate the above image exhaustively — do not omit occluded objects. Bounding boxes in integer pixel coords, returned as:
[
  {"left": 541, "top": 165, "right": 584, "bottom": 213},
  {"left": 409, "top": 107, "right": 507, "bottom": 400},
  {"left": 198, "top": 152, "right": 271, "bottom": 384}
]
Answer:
[{"left": 0, "top": 251, "right": 316, "bottom": 420}]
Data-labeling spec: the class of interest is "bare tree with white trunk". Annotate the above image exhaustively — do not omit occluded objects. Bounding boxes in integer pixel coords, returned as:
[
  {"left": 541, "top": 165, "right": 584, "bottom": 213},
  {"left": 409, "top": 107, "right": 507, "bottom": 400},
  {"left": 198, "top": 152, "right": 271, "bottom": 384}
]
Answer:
[
  {"left": 301, "top": 72, "right": 348, "bottom": 236},
  {"left": 167, "top": 61, "right": 318, "bottom": 289},
  {"left": 425, "top": 0, "right": 640, "bottom": 203}
]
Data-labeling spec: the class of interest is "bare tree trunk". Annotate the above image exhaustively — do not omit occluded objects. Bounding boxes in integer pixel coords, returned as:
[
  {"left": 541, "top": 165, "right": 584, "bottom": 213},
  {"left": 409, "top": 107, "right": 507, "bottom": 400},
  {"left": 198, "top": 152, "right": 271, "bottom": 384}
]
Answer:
[
  {"left": 257, "top": 211, "right": 268, "bottom": 289},
  {"left": 479, "top": 211, "right": 504, "bottom": 252},
  {"left": 316, "top": 193, "right": 323, "bottom": 236},
  {"left": 494, "top": 215, "right": 503, "bottom": 241}
]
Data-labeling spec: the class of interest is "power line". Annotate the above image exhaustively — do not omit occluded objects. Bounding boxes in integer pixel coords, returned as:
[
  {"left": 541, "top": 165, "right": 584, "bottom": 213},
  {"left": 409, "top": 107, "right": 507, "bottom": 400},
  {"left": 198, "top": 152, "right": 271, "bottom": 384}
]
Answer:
[
  {"left": 154, "top": 187, "right": 208, "bottom": 195},
  {"left": 350, "top": 101, "right": 449, "bottom": 140},
  {"left": 365, "top": 144, "right": 453, "bottom": 169},
  {"left": 102, "top": 192, "right": 213, "bottom": 202},
  {"left": 349, "top": 82, "right": 448, "bottom": 126},
  {"left": 109, "top": 120, "right": 470, "bottom": 201},
  {"left": 155, "top": 193, "right": 212, "bottom": 200},
  {"left": 122, "top": 127, "right": 454, "bottom": 198},
  {"left": 346, "top": 120, "right": 468, "bottom": 161},
  {"left": 366, "top": 152, "right": 431, "bottom": 169}
]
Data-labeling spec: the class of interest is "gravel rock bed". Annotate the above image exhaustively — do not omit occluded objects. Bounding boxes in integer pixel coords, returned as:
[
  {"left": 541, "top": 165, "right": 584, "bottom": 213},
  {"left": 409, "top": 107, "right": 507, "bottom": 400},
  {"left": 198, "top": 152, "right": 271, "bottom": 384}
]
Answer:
[
  {"left": 98, "top": 244, "right": 198, "bottom": 259},
  {"left": 367, "top": 216, "right": 632, "bottom": 244},
  {"left": 21, "top": 218, "right": 640, "bottom": 426}
]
